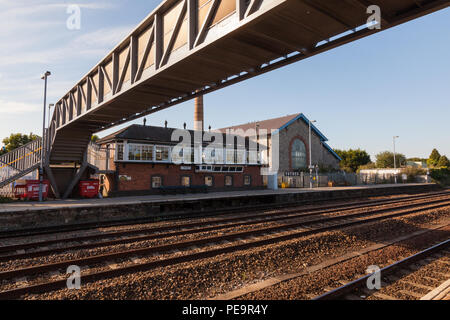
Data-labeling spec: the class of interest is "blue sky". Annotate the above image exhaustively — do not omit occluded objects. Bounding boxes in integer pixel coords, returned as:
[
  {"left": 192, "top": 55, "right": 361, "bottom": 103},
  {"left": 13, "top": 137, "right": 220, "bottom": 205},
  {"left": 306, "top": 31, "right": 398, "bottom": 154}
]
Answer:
[{"left": 0, "top": 1, "right": 449, "bottom": 161}]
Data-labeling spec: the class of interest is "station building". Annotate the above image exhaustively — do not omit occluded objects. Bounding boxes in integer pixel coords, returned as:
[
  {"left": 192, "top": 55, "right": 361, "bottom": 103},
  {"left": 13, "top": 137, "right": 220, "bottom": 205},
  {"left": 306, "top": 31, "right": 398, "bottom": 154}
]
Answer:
[
  {"left": 219, "top": 113, "right": 341, "bottom": 177},
  {"left": 95, "top": 113, "right": 340, "bottom": 196},
  {"left": 96, "top": 124, "right": 265, "bottom": 197}
]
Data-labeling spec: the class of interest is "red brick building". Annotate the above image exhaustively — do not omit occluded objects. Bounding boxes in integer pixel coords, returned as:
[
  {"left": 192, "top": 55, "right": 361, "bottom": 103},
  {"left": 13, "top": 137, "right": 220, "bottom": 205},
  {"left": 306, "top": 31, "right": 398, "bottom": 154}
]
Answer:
[{"left": 96, "top": 124, "right": 264, "bottom": 196}]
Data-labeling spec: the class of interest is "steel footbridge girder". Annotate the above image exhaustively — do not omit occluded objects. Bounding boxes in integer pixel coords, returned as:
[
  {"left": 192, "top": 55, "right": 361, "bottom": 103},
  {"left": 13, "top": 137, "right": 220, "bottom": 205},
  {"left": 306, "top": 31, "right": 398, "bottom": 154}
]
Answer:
[{"left": 46, "top": 0, "right": 449, "bottom": 164}]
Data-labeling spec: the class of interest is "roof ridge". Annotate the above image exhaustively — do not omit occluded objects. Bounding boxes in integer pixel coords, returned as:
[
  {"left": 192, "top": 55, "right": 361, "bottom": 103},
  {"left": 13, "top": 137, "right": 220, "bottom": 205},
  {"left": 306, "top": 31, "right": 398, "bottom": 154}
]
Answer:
[{"left": 218, "top": 113, "right": 301, "bottom": 130}]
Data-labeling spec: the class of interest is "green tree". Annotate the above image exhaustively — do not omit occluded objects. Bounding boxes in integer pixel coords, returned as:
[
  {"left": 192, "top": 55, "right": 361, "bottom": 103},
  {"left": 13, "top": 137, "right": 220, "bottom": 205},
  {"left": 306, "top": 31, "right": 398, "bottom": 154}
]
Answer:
[
  {"left": 358, "top": 162, "right": 377, "bottom": 171},
  {"left": 427, "top": 148, "right": 441, "bottom": 167},
  {"left": 375, "top": 151, "right": 406, "bottom": 168},
  {"left": 334, "top": 148, "right": 371, "bottom": 172},
  {"left": 1, "top": 133, "right": 39, "bottom": 154},
  {"left": 91, "top": 135, "right": 100, "bottom": 143},
  {"left": 437, "top": 155, "right": 450, "bottom": 168}
]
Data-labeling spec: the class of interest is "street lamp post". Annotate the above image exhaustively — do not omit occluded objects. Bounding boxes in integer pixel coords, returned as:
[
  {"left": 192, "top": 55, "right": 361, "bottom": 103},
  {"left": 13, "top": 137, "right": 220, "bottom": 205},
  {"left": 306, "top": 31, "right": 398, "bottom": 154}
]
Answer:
[
  {"left": 393, "top": 136, "right": 399, "bottom": 184},
  {"left": 39, "top": 71, "right": 51, "bottom": 202},
  {"left": 309, "top": 119, "right": 317, "bottom": 189}
]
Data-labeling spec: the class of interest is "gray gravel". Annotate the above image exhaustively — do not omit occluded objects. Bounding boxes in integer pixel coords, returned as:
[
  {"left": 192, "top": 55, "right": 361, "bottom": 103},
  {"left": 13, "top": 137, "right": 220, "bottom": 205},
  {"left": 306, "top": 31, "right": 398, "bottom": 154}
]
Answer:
[{"left": 21, "top": 206, "right": 450, "bottom": 300}]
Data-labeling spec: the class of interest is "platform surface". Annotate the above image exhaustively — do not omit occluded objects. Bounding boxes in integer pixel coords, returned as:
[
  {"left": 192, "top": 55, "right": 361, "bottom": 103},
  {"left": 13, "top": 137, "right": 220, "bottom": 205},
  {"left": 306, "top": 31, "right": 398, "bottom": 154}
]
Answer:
[{"left": 0, "top": 183, "right": 435, "bottom": 214}]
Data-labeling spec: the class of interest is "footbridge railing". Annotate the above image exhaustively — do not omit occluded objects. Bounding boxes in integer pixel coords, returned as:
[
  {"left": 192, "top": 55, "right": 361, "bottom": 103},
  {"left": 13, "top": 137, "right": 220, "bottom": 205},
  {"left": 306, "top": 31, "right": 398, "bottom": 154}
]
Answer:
[{"left": 0, "top": 138, "right": 43, "bottom": 190}]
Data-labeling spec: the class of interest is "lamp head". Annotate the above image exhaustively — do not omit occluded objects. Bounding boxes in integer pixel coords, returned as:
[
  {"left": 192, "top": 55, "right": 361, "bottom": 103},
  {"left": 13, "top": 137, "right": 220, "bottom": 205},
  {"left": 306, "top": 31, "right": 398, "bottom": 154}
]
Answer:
[{"left": 41, "top": 71, "right": 51, "bottom": 80}]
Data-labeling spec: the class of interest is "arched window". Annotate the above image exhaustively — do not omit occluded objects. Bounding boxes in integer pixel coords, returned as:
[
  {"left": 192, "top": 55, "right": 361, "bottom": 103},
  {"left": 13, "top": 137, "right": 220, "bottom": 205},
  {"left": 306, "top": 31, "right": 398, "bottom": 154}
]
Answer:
[{"left": 291, "top": 139, "right": 307, "bottom": 169}]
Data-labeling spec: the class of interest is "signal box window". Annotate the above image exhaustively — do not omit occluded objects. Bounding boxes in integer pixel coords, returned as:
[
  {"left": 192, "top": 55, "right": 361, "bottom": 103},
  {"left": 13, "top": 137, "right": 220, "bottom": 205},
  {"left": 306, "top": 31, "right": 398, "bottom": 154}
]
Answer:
[
  {"left": 181, "top": 176, "right": 191, "bottom": 187},
  {"left": 225, "top": 175, "right": 233, "bottom": 187},
  {"left": 205, "top": 176, "right": 213, "bottom": 187},
  {"left": 152, "top": 176, "right": 162, "bottom": 188}
]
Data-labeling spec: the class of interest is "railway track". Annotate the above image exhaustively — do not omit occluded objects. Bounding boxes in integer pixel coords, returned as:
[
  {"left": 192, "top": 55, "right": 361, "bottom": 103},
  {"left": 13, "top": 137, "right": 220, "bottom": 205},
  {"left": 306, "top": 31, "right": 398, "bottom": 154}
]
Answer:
[
  {"left": 0, "top": 192, "right": 449, "bottom": 263},
  {"left": 1, "top": 190, "right": 447, "bottom": 240},
  {"left": 0, "top": 193, "right": 449, "bottom": 299},
  {"left": 314, "top": 239, "right": 450, "bottom": 300}
]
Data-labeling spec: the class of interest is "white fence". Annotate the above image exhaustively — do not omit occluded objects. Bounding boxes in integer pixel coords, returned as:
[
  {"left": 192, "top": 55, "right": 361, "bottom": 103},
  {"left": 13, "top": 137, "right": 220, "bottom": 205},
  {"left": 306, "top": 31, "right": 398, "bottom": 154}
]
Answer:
[
  {"left": 278, "top": 171, "right": 430, "bottom": 188},
  {"left": 279, "top": 172, "right": 358, "bottom": 188}
]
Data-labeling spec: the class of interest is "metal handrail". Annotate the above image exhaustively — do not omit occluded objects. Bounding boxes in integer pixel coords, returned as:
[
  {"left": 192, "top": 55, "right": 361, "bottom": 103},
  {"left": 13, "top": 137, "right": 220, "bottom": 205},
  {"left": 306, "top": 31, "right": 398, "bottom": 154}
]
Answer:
[
  {"left": 87, "top": 142, "right": 114, "bottom": 172},
  {"left": 0, "top": 138, "right": 43, "bottom": 189}
]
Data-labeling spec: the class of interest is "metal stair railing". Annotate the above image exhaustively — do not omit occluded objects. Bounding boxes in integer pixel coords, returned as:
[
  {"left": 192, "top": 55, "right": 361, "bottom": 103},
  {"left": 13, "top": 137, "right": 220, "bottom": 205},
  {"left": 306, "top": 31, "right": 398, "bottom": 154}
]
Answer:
[
  {"left": 0, "top": 138, "right": 43, "bottom": 190},
  {"left": 87, "top": 142, "right": 113, "bottom": 172}
]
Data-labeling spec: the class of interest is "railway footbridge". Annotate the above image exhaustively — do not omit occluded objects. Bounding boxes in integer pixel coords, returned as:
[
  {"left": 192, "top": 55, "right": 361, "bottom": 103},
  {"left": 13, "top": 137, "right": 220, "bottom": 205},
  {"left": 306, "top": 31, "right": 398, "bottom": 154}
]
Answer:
[{"left": 1, "top": 0, "right": 448, "bottom": 198}]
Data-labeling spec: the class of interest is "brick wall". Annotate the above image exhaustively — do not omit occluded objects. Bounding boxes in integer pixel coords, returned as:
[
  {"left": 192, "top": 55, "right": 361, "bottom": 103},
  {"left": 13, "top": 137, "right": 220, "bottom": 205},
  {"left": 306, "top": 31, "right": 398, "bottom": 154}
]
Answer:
[
  {"left": 113, "top": 163, "right": 263, "bottom": 194},
  {"left": 277, "top": 119, "right": 340, "bottom": 171}
]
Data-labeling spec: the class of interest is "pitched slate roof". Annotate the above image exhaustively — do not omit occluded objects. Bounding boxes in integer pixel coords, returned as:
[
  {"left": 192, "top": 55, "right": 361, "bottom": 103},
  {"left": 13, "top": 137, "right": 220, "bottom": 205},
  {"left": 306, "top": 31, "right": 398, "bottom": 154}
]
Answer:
[
  {"left": 98, "top": 114, "right": 341, "bottom": 161},
  {"left": 219, "top": 113, "right": 341, "bottom": 161},
  {"left": 97, "top": 124, "right": 253, "bottom": 148},
  {"left": 98, "top": 124, "right": 185, "bottom": 145},
  {"left": 218, "top": 114, "right": 300, "bottom": 133}
]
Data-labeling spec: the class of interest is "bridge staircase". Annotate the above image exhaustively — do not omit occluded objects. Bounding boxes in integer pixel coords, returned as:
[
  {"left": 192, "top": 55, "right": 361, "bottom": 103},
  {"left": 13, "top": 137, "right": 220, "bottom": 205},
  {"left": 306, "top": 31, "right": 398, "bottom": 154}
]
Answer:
[
  {"left": 0, "top": 135, "right": 109, "bottom": 198},
  {"left": 0, "top": 139, "right": 43, "bottom": 197}
]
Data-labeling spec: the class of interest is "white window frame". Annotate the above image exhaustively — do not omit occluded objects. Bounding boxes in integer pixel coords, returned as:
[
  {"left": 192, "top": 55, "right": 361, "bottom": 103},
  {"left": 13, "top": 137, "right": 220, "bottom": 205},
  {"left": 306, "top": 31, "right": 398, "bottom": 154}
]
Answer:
[
  {"left": 155, "top": 145, "right": 171, "bottom": 163},
  {"left": 141, "top": 144, "right": 154, "bottom": 161},
  {"left": 128, "top": 144, "right": 142, "bottom": 161},
  {"left": 113, "top": 140, "right": 261, "bottom": 166},
  {"left": 115, "top": 143, "right": 125, "bottom": 161}
]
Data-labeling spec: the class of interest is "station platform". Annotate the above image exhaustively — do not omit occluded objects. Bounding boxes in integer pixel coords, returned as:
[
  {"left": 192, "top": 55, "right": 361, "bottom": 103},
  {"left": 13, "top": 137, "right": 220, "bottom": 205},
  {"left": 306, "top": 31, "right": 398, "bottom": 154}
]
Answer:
[
  {"left": 0, "top": 183, "right": 441, "bottom": 233},
  {"left": 0, "top": 183, "right": 438, "bottom": 214}
]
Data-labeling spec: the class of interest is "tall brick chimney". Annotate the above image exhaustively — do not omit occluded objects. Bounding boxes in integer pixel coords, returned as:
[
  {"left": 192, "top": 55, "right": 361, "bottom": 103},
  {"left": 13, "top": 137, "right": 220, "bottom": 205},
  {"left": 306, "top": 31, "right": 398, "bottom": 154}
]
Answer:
[{"left": 194, "top": 95, "right": 204, "bottom": 132}]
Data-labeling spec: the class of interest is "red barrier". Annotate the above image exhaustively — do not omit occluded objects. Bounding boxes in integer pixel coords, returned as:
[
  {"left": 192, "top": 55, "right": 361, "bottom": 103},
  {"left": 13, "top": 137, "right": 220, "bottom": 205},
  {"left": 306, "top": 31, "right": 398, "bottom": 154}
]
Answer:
[
  {"left": 14, "top": 180, "right": 50, "bottom": 200},
  {"left": 79, "top": 180, "right": 99, "bottom": 198}
]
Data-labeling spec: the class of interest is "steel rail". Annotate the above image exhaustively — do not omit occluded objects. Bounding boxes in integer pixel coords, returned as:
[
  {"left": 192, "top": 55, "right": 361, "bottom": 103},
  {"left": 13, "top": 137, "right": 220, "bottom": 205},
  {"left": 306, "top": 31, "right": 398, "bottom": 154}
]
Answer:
[
  {"left": 0, "top": 199, "right": 449, "bottom": 299},
  {"left": 0, "top": 189, "right": 446, "bottom": 240},
  {"left": 0, "top": 193, "right": 449, "bottom": 262},
  {"left": 313, "top": 239, "right": 450, "bottom": 300},
  {"left": 2, "top": 191, "right": 448, "bottom": 251}
]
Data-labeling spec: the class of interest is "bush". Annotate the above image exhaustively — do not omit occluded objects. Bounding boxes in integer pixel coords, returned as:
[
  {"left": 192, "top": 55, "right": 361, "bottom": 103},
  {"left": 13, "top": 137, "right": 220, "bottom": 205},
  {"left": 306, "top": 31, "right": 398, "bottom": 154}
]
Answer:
[
  {"left": 430, "top": 168, "right": 450, "bottom": 186},
  {"left": 437, "top": 155, "right": 450, "bottom": 168},
  {"left": 427, "top": 149, "right": 441, "bottom": 168},
  {"left": 357, "top": 162, "right": 376, "bottom": 173},
  {"left": 334, "top": 148, "right": 371, "bottom": 172},
  {"left": 402, "top": 167, "right": 426, "bottom": 183},
  {"left": 376, "top": 151, "right": 406, "bottom": 168}
]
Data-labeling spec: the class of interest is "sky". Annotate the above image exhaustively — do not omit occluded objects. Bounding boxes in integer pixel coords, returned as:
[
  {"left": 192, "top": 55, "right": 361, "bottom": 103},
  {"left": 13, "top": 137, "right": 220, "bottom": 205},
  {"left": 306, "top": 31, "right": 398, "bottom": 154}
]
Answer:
[{"left": 0, "top": 0, "right": 449, "bottom": 162}]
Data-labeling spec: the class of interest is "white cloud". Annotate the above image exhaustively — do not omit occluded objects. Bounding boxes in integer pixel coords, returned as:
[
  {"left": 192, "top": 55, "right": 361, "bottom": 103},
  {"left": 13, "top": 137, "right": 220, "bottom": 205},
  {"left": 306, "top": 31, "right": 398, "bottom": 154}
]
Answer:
[
  {"left": 70, "top": 3, "right": 116, "bottom": 10},
  {"left": 0, "top": 25, "right": 133, "bottom": 67},
  {"left": 71, "top": 26, "right": 133, "bottom": 52},
  {"left": 0, "top": 1, "right": 133, "bottom": 115},
  {"left": 0, "top": 0, "right": 131, "bottom": 139},
  {"left": 0, "top": 1, "right": 114, "bottom": 12},
  {"left": 0, "top": 100, "right": 39, "bottom": 114},
  {"left": 0, "top": 1, "right": 117, "bottom": 38}
]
